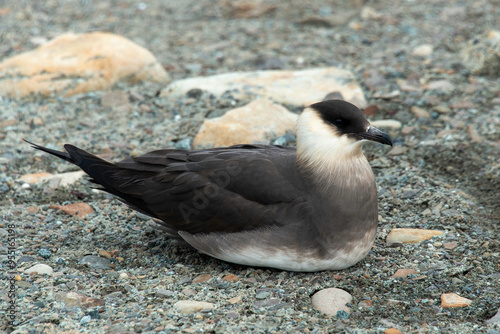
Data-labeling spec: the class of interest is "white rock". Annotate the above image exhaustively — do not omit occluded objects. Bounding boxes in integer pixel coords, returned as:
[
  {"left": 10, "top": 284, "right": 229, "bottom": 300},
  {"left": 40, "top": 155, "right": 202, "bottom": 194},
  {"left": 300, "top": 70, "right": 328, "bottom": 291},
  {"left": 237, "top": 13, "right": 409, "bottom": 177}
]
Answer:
[
  {"left": 371, "top": 119, "right": 402, "bottom": 129},
  {"left": 24, "top": 264, "right": 54, "bottom": 275},
  {"left": 161, "top": 67, "right": 367, "bottom": 108},
  {"left": 311, "top": 288, "right": 352, "bottom": 317},
  {"left": 412, "top": 44, "right": 434, "bottom": 57},
  {"left": 174, "top": 300, "right": 215, "bottom": 314},
  {"left": 461, "top": 30, "right": 500, "bottom": 75}
]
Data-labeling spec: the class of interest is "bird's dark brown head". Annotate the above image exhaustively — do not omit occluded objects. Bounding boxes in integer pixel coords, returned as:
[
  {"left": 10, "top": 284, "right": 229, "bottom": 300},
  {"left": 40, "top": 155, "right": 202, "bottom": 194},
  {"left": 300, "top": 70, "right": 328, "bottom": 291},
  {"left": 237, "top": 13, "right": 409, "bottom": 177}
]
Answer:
[{"left": 309, "top": 99, "right": 393, "bottom": 146}]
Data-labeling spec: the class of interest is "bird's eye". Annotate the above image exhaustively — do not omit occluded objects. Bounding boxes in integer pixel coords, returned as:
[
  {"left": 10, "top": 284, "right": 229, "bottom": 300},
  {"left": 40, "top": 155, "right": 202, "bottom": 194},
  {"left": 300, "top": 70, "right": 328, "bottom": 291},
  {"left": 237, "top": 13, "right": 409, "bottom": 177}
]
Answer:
[{"left": 333, "top": 118, "right": 344, "bottom": 126}]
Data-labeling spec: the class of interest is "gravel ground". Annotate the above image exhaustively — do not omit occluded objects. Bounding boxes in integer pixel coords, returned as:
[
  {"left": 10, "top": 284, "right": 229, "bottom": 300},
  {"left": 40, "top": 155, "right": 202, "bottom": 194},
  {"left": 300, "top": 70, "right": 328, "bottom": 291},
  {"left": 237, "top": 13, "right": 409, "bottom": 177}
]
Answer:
[{"left": 1, "top": 0, "right": 499, "bottom": 333}]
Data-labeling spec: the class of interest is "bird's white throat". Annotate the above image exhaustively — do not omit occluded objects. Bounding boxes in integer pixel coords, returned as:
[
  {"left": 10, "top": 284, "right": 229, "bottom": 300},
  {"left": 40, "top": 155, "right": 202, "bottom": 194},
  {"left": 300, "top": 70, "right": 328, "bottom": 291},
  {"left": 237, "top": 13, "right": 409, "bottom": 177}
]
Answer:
[{"left": 295, "top": 107, "right": 372, "bottom": 184}]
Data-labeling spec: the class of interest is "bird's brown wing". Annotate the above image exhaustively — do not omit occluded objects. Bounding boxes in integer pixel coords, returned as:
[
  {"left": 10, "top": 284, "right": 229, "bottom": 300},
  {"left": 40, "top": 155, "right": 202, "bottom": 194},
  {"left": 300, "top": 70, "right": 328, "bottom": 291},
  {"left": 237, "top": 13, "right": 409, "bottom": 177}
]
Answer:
[
  {"left": 113, "top": 144, "right": 305, "bottom": 235},
  {"left": 29, "top": 141, "right": 306, "bottom": 236}
]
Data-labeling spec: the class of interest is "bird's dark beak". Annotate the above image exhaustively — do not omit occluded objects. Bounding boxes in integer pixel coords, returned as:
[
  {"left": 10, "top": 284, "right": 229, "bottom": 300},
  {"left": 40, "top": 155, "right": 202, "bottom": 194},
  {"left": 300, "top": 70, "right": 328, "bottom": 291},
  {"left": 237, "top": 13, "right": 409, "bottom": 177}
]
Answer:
[{"left": 358, "top": 126, "right": 393, "bottom": 146}]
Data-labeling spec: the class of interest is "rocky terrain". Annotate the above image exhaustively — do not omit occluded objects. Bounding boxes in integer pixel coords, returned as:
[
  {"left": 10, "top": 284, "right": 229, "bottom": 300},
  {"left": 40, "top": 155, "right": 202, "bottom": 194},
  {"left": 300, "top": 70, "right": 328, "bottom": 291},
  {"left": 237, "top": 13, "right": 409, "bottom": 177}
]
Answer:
[{"left": 0, "top": 0, "right": 499, "bottom": 333}]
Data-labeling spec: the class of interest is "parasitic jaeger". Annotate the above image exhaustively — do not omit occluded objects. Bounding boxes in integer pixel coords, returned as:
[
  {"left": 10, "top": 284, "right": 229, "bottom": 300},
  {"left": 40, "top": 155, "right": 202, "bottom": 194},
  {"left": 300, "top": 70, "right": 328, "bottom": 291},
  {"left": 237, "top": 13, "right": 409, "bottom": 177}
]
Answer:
[{"left": 26, "top": 99, "right": 393, "bottom": 272}]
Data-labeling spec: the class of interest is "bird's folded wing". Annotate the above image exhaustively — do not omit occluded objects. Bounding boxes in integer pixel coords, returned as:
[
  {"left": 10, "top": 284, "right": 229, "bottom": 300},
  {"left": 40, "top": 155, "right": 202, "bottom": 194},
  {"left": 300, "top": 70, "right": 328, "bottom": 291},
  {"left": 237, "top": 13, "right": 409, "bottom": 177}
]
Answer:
[{"left": 112, "top": 145, "right": 305, "bottom": 234}]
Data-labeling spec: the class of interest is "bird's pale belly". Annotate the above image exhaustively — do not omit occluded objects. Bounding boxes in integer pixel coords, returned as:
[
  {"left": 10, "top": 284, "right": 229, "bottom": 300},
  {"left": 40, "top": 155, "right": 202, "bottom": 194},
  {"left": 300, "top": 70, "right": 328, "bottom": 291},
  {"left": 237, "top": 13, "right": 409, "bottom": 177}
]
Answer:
[{"left": 183, "top": 226, "right": 377, "bottom": 272}]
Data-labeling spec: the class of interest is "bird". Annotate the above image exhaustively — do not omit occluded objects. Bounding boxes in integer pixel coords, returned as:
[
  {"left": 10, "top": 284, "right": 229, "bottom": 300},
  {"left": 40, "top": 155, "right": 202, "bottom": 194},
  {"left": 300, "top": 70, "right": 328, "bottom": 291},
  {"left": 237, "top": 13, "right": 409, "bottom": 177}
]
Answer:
[{"left": 26, "top": 99, "right": 393, "bottom": 272}]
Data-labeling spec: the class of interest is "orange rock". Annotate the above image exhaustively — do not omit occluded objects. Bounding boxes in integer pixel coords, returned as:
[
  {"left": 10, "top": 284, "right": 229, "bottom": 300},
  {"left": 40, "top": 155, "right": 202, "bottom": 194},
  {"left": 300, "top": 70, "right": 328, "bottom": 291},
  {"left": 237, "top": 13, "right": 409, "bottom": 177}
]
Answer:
[
  {"left": 193, "top": 99, "right": 297, "bottom": 149},
  {"left": 0, "top": 32, "right": 169, "bottom": 98},
  {"left": 192, "top": 274, "right": 212, "bottom": 283},
  {"left": 386, "top": 228, "right": 444, "bottom": 245},
  {"left": 49, "top": 202, "right": 94, "bottom": 219},
  {"left": 441, "top": 293, "right": 472, "bottom": 308},
  {"left": 18, "top": 172, "right": 53, "bottom": 184},
  {"left": 390, "top": 268, "right": 416, "bottom": 278},
  {"left": 223, "top": 274, "right": 239, "bottom": 282},
  {"left": 385, "top": 328, "right": 403, "bottom": 334}
]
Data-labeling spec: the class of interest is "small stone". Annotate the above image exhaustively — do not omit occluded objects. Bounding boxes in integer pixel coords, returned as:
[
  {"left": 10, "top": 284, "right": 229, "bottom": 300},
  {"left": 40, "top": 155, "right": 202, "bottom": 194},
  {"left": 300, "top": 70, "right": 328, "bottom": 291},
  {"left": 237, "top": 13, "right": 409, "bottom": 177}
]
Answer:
[
  {"left": 25, "top": 264, "right": 54, "bottom": 275},
  {"left": 358, "top": 299, "right": 373, "bottom": 308},
  {"left": 434, "top": 105, "right": 451, "bottom": 114},
  {"left": 26, "top": 206, "right": 40, "bottom": 214},
  {"left": 226, "top": 311, "right": 239, "bottom": 319},
  {"left": 385, "top": 329, "right": 403, "bottom": 334},
  {"left": 223, "top": 274, "right": 239, "bottom": 282},
  {"left": 80, "top": 315, "right": 92, "bottom": 325},
  {"left": 426, "top": 80, "right": 455, "bottom": 92},
  {"left": 193, "top": 99, "right": 297, "bottom": 149},
  {"left": 411, "top": 106, "right": 430, "bottom": 119},
  {"left": 181, "top": 288, "right": 197, "bottom": 297},
  {"left": 227, "top": 296, "right": 242, "bottom": 304},
  {"left": 370, "top": 119, "right": 402, "bottom": 130},
  {"left": 174, "top": 138, "right": 192, "bottom": 150},
  {"left": 119, "top": 272, "right": 129, "bottom": 279},
  {"left": 101, "top": 91, "right": 130, "bottom": 108},
  {"left": 466, "top": 125, "right": 482, "bottom": 143},
  {"left": 49, "top": 202, "right": 94, "bottom": 219},
  {"left": 386, "top": 228, "right": 444, "bottom": 245},
  {"left": 412, "top": 44, "right": 434, "bottom": 57},
  {"left": 14, "top": 275, "right": 21, "bottom": 281},
  {"left": 311, "top": 288, "right": 352, "bottom": 317},
  {"left": 360, "top": 6, "right": 382, "bottom": 20},
  {"left": 400, "top": 189, "right": 418, "bottom": 199},
  {"left": 37, "top": 248, "right": 51, "bottom": 259},
  {"left": 255, "top": 291, "right": 271, "bottom": 300},
  {"left": 401, "top": 126, "right": 415, "bottom": 135},
  {"left": 192, "top": 274, "right": 212, "bottom": 283},
  {"left": 174, "top": 300, "right": 215, "bottom": 314},
  {"left": 390, "top": 268, "right": 416, "bottom": 278},
  {"left": 79, "top": 255, "right": 111, "bottom": 270},
  {"left": 443, "top": 241, "right": 458, "bottom": 249},
  {"left": 156, "top": 289, "right": 174, "bottom": 298},
  {"left": 56, "top": 291, "right": 105, "bottom": 308},
  {"left": 441, "top": 293, "right": 472, "bottom": 308},
  {"left": 99, "top": 250, "right": 112, "bottom": 259}
]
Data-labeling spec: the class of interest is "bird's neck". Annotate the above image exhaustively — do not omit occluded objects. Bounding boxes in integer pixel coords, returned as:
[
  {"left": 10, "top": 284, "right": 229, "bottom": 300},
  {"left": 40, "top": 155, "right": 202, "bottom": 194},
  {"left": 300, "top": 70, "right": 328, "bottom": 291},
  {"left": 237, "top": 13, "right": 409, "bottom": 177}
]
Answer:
[{"left": 295, "top": 109, "right": 372, "bottom": 188}]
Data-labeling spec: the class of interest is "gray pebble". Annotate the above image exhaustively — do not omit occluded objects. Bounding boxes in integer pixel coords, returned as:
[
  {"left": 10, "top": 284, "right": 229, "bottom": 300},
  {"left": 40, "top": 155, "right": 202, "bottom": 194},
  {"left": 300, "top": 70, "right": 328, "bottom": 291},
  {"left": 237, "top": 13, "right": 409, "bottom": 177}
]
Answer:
[{"left": 79, "top": 255, "right": 111, "bottom": 270}]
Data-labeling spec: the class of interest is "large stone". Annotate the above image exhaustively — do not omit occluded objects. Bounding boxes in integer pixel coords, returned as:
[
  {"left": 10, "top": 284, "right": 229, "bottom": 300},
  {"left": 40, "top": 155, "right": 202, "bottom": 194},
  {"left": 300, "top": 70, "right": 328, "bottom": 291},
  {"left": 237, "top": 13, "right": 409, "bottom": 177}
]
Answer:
[
  {"left": 0, "top": 32, "right": 169, "bottom": 98},
  {"left": 386, "top": 228, "right": 444, "bottom": 245},
  {"left": 311, "top": 288, "right": 352, "bottom": 317},
  {"left": 24, "top": 264, "right": 54, "bottom": 275},
  {"left": 193, "top": 99, "right": 297, "bottom": 149},
  {"left": 162, "top": 67, "right": 367, "bottom": 107},
  {"left": 441, "top": 293, "right": 472, "bottom": 308},
  {"left": 461, "top": 30, "right": 500, "bottom": 76}
]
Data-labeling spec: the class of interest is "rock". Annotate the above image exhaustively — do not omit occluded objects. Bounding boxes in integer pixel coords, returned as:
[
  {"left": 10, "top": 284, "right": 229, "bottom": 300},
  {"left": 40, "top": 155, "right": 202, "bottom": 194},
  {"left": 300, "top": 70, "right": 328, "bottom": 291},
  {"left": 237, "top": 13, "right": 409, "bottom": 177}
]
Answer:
[
  {"left": 461, "top": 30, "right": 500, "bottom": 75},
  {"left": 98, "top": 250, "right": 112, "bottom": 259},
  {"left": 400, "top": 190, "right": 419, "bottom": 199},
  {"left": 412, "top": 44, "right": 434, "bottom": 57},
  {"left": 390, "top": 268, "right": 416, "bottom": 278},
  {"left": 174, "top": 300, "right": 215, "bottom": 314},
  {"left": 360, "top": 6, "right": 382, "bottom": 20},
  {"left": 119, "top": 272, "right": 129, "bottom": 280},
  {"left": 24, "top": 264, "right": 54, "bottom": 275},
  {"left": 401, "top": 126, "right": 415, "bottom": 135},
  {"left": 49, "top": 202, "right": 94, "bottom": 219},
  {"left": 221, "top": 1, "right": 277, "bottom": 19},
  {"left": 193, "top": 99, "right": 297, "bottom": 148},
  {"left": 443, "top": 241, "right": 458, "bottom": 249},
  {"left": 223, "top": 274, "right": 239, "bottom": 282},
  {"left": 0, "top": 32, "right": 169, "bottom": 98},
  {"left": 227, "top": 296, "right": 242, "bottom": 304},
  {"left": 162, "top": 67, "right": 367, "bottom": 108},
  {"left": 192, "top": 274, "right": 212, "bottom": 283},
  {"left": 79, "top": 255, "right": 111, "bottom": 270},
  {"left": 156, "top": 289, "right": 174, "bottom": 298},
  {"left": 358, "top": 299, "right": 373, "bottom": 309},
  {"left": 101, "top": 91, "right": 130, "bottom": 108},
  {"left": 386, "top": 228, "right": 444, "bottom": 245},
  {"left": 55, "top": 291, "right": 105, "bottom": 308},
  {"left": 440, "top": 293, "right": 472, "bottom": 308},
  {"left": 37, "top": 248, "right": 51, "bottom": 259},
  {"left": 425, "top": 80, "right": 455, "bottom": 92},
  {"left": 370, "top": 119, "right": 402, "bottom": 130},
  {"left": 466, "top": 124, "right": 482, "bottom": 143},
  {"left": 411, "top": 106, "right": 430, "bottom": 119},
  {"left": 18, "top": 172, "right": 53, "bottom": 184},
  {"left": 311, "top": 288, "right": 352, "bottom": 317},
  {"left": 385, "top": 329, "right": 403, "bottom": 334},
  {"left": 486, "top": 307, "right": 500, "bottom": 324},
  {"left": 388, "top": 146, "right": 408, "bottom": 156},
  {"left": 18, "top": 171, "right": 85, "bottom": 187},
  {"left": 255, "top": 290, "right": 271, "bottom": 300}
]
